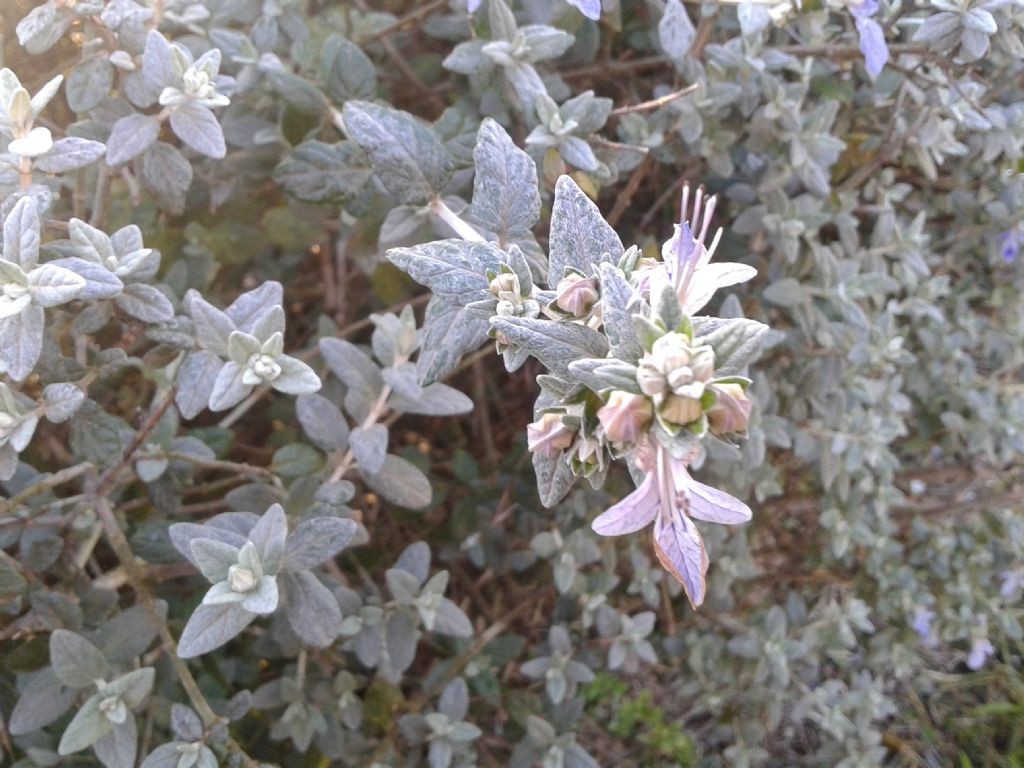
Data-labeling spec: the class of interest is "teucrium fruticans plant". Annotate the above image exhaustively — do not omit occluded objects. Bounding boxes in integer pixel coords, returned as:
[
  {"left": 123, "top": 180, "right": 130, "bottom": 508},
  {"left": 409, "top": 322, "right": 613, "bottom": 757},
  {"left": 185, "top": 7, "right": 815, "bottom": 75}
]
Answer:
[{"left": 2, "top": 0, "right": 1023, "bottom": 766}]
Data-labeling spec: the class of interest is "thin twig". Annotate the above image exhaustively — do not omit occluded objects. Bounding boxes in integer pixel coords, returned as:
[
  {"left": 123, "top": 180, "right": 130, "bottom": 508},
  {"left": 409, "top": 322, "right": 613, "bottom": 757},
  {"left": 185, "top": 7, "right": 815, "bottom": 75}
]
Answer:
[{"left": 609, "top": 83, "right": 699, "bottom": 116}]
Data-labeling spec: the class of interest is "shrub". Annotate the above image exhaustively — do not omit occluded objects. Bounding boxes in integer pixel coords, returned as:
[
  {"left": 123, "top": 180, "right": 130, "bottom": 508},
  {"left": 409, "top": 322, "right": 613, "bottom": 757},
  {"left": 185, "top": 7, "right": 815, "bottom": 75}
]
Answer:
[{"left": 1, "top": 0, "right": 1022, "bottom": 766}]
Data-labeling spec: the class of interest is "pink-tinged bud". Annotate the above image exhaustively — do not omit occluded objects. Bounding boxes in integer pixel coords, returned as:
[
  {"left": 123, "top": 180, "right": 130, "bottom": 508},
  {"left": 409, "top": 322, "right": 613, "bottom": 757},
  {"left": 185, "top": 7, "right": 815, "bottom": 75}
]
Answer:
[
  {"left": 527, "top": 413, "right": 575, "bottom": 457},
  {"left": 598, "top": 391, "right": 653, "bottom": 444},
  {"left": 708, "top": 383, "right": 752, "bottom": 434},
  {"left": 661, "top": 393, "right": 703, "bottom": 426},
  {"left": 554, "top": 274, "right": 599, "bottom": 317},
  {"left": 688, "top": 345, "right": 715, "bottom": 381}
]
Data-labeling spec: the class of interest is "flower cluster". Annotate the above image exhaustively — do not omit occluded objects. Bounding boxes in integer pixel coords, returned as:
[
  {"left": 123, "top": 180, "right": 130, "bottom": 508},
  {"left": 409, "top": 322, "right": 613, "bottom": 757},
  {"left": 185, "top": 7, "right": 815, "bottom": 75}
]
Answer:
[{"left": 523, "top": 184, "right": 763, "bottom": 607}]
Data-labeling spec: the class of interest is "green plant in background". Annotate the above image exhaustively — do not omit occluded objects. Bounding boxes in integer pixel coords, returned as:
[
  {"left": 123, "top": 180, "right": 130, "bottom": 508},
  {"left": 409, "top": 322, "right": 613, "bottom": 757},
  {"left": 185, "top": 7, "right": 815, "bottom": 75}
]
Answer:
[{"left": 0, "top": 0, "right": 1022, "bottom": 766}]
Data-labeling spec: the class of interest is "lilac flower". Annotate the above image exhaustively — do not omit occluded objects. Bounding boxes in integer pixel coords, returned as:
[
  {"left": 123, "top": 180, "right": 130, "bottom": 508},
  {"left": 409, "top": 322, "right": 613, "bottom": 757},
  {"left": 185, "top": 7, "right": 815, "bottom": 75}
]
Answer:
[
  {"left": 467, "top": 0, "right": 481, "bottom": 12},
  {"left": 591, "top": 438, "right": 751, "bottom": 608},
  {"left": 659, "top": 183, "right": 757, "bottom": 314},
  {"left": 911, "top": 607, "right": 937, "bottom": 648},
  {"left": 967, "top": 636, "right": 995, "bottom": 670},
  {"left": 998, "top": 227, "right": 1020, "bottom": 264},
  {"left": 567, "top": 0, "right": 602, "bottom": 20},
  {"left": 849, "top": 0, "right": 889, "bottom": 80},
  {"left": 1000, "top": 567, "right": 1024, "bottom": 598}
]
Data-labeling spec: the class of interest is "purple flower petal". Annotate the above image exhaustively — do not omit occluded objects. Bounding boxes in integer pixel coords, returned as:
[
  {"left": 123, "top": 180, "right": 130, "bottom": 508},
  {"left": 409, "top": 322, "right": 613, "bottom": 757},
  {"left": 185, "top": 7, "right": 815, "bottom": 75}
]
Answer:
[
  {"left": 967, "top": 637, "right": 994, "bottom": 670},
  {"left": 653, "top": 512, "right": 708, "bottom": 608},
  {"left": 467, "top": 0, "right": 482, "bottom": 12},
  {"left": 567, "top": 0, "right": 602, "bottom": 20},
  {"left": 686, "top": 477, "right": 752, "bottom": 524},
  {"left": 592, "top": 475, "right": 659, "bottom": 536},
  {"left": 850, "top": 0, "right": 879, "bottom": 20},
  {"left": 856, "top": 17, "right": 889, "bottom": 79}
]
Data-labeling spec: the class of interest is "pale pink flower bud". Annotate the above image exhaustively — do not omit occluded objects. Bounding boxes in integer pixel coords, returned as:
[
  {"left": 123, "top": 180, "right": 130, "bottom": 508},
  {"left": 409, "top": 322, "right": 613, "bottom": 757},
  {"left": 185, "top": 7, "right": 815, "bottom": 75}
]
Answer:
[
  {"left": 489, "top": 271, "right": 520, "bottom": 298},
  {"left": 650, "top": 332, "right": 691, "bottom": 372},
  {"left": 637, "top": 360, "right": 667, "bottom": 397},
  {"left": 708, "top": 383, "right": 752, "bottom": 434},
  {"left": 598, "top": 391, "right": 653, "bottom": 444},
  {"left": 688, "top": 345, "right": 715, "bottom": 381},
  {"left": 661, "top": 393, "right": 703, "bottom": 426},
  {"left": 555, "top": 274, "right": 599, "bottom": 317},
  {"left": 527, "top": 413, "right": 575, "bottom": 457}
]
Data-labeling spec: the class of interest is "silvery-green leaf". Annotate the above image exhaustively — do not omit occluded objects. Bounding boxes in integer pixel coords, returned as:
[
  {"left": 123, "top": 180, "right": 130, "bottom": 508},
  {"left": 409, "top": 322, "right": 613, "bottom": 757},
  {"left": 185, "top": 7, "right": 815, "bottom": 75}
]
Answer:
[
  {"left": 9, "top": 668, "right": 76, "bottom": 735},
  {"left": 58, "top": 693, "right": 110, "bottom": 754},
  {"left": 0, "top": 550, "right": 26, "bottom": 597},
  {"left": 33, "top": 137, "right": 106, "bottom": 173},
  {"left": 224, "top": 282, "right": 282, "bottom": 333},
  {"left": 106, "top": 114, "right": 160, "bottom": 166},
  {"left": 362, "top": 454, "right": 432, "bottom": 509},
  {"left": 469, "top": 118, "right": 540, "bottom": 243},
  {"left": 567, "top": 358, "right": 641, "bottom": 393},
  {"left": 208, "top": 361, "right": 251, "bottom": 412},
  {"left": 439, "top": 678, "right": 469, "bottom": 720},
  {"left": 141, "top": 29, "right": 173, "bottom": 93},
  {"left": 169, "top": 103, "right": 226, "bottom": 159},
  {"left": 115, "top": 282, "right": 174, "bottom": 322},
  {"left": 27, "top": 263, "right": 85, "bottom": 306},
  {"left": 177, "top": 602, "right": 255, "bottom": 658},
  {"left": 282, "top": 570, "right": 342, "bottom": 648},
  {"left": 284, "top": 516, "right": 357, "bottom": 570},
  {"left": 394, "top": 541, "right": 431, "bottom": 584},
  {"left": 188, "top": 293, "right": 235, "bottom": 355},
  {"left": 4, "top": 196, "right": 40, "bottom": 269},
  {"left": 518, "top": 25, "right": 575, "bottom": 62},
  {"left": 17, "top": 3, "right": 72, "bottom": 55},
  {"left": 489, "top": 0, "right": 517, "bottom": 41},
  {"left": 343, "top": 101, "right": 453, "bottom": 205},
  {"left": 273, "top": 140, "right": 371, "bottom": 204},
  {"left": 272, "top": 442, "right": 323, "bottom": 477},
  {"left": 558, "top": 136, "right": 599, "bottom": 172},
  {"left": 47, "top": 257, "right": 123, "bottom": 300},
  {"left": 694, "top": 317, "right": 769, "bottom": 375},
  {"left": 533, "top": 449, "right": 577, "bottom": 508},
  {"left": 385, "top": 567, "right": 421, "bottom": 603},
  {"left": 387, "top": 239, "right": 505, "bottom": 303},
  {"left": 271, "top": 355, "right": 321, "bottom": 396},
  {"left": 169, "top": 522, "right": 247, "bottom": 569},
  {"left": 388, "top": 383, "right": 473, "bottom": 416},
  {"left": 443, "top": 40, "right": 489, "bottom": 74},
  {"left": 762, "top": 277, "right": 806, "bottom": 307},
  {"left": 0, "top": 304, "right": 45, "bottom": 382},
  {"left": 548, "top": 176, "right": 622, "bottom": 285},
  {"left": 384, "top": 610, "right": 420, "bottom": 680},
  {"left": 92, "top": 601, "right": 166, "bottom": 664},
  {"left": 104, "top": 667, "right": 154, "bottom": 708},
  {"left": 320, "top": 34, "right": 377, "bottom": 102},
  {"left": 141, "top": 142, "right": 193, "bottom": 210},
  {"left": 249, "top": 502, "right": 288, "bottom": 574},
  {"left": 489, "top": 316, "right": 608, "bottom": 376},
  {"left": 598, "top": 262, "right": 642, "bottom": 359},
  {"left": 42, "top": 382, "right": 84, "bottom": 423},
  {"left": 176, "top": 350, "right": 223, "bottom": 420},
  {"left": 136, "top": 455, "right": 167, "bottom": 481},
  {"left": 66, "top": 56, "right": 114, "bottom": 113},
  {"left": 415, "top": 297, "right": 490, "bottom": 385},
  {"left": 433, "top": 599, "right": 473, "bottom": 638},
  {"left": 429, "top": 740, "right": 453, "bottom": 768},
  {"left": 320, "top": 338, "right": 384, "bottom": 392},
  {"left": 350, "top": 424, "right": 388, "bottom": 475},
  {"left": 171, "top": 704, "right": 202, "bottom": 742},
  {"left": 659, "top": 0, "right": 696, "bottom": 59},
  {"left": 49, "top": 629, "right": 109, "bottom": 688},
  {"left": 295, "top": 393, "right": 350, "bottom": 452},
  {"left": 190, "top": 538, "right": 239, "bottom": 583},
  {"left": 92, "top": 715, "right": 138, "bottom": 768},
  {"left": 140, "top": 742, "right": 185, "bottom": 768}
]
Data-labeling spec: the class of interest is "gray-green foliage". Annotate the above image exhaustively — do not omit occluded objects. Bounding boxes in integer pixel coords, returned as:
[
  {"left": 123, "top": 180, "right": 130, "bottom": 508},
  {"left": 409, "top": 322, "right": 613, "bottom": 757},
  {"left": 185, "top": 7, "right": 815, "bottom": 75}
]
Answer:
[{"left": 1, "top": 0, "right": 1023, "bottom": 766}]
